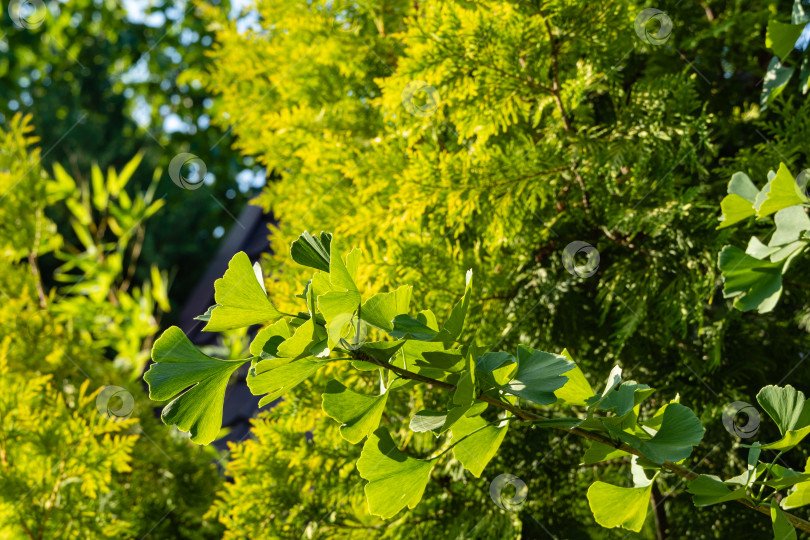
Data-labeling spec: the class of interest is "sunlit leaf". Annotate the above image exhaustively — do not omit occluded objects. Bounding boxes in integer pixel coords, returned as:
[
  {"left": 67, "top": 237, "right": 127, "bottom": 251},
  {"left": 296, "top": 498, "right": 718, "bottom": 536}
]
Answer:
[
  {"left": 145, "top": 326, "right": 248, "bottom": 444},
  {"left": 204, "top": 252, "right": 283, "bottom": 331}
]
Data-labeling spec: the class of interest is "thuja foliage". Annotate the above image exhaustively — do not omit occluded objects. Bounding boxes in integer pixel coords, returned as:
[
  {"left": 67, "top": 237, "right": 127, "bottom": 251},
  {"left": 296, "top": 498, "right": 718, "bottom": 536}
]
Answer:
[
  {"left": 192, "top": 0, "right": 810, "bottom": 535},
  {"left": 145, "top": 233, "right": 810, "bottom": 537},
  {"left": 0, "top": 116, "right": 223, "bottom": 539}
]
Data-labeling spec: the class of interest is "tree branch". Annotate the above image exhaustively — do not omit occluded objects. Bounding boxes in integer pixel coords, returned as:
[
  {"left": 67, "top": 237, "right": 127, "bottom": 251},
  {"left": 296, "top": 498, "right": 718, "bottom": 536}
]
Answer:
[{"left": 353, "top": 350, "right": 810, "bottom": 534}]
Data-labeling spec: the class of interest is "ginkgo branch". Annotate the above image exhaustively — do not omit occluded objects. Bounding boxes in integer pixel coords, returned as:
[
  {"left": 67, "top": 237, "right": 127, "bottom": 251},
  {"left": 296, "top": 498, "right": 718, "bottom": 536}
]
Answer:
[{"left": 353, "top": 349, "right": 810, "bottom": 534}]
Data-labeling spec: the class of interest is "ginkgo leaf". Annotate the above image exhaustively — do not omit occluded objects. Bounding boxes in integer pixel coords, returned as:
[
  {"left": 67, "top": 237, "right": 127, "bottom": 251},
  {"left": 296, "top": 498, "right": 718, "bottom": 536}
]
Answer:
[
  {"left": 248, "top": 358, "right": 326, "bottom": 407},
  {"left": 500, "top": 345, "right": 574, "bottom": 405},
  {"left": 410, "top": 410, "right": 449, "bottom": 433},
  {"left": 717, "top": 172, "right": 759, "bottom": 229},
  {"left": 450, "top": 414, "right": 508, "bottom": 477},
  {"left": 554, "top": 349, "right": 595, "bottom": 406},
  {"left": 322, "top": 380, "right": 389, "bottom": 444},
  {"left": 417, "top": 349, "right": 465, "bottom": 372},
  {"left": 752, "top": 425, "right": 810, "bottom": 451},
  {"left": 319, "top": 289, "right": 362, "bottom": 348},
  {"left": 249, "top": 319, "right": 292, "bottom": 357},
  {"left": 718, "top": 246, "right": 784, "bottom": 313},
  {"left": 328, "top": 241, "right": 360, "bottom": 292},
  {"left": 754, "top": 385, "right": 810, "bottom": 453},
  {"left": 587, "top": 365, "right": 624, "bottom": 412},
  {"left": 756, "top": 163, "right": 803, "bottom": 218},
  {"left": 357, "top": 428, "right": 434, "bottom": 519},
  {"left": 441, "top": 269, "right": 473, "bottom": 341},
  {"left": 360, "top": 285, "right": 413, "bottom": 332},
  {"left": 290, "top": 231, "right": 332, "bottom": 272},
  {"left": 358, "top": 340, "right": 406, "bottom": 363},
  {"left": 595, "top": 381, "right": 655, "bottom": 416},
  {"left": 767, "top": 20, "right": 808, "bottom": 62},
  {"left": 145, "top": 326, "right": 248, "bottom": 445},
  {"left": 782, "top": 481, "right": 810, "bottom": 509},
  {"left": 583, "top": 441, "right": 630, "bottom": 465},
  {"left": 686, "top": 475, "right": 748, "bottom": 507},
  {"left": 758, "top": 385, "right": 810, "bottom": 435},
  {"left": 276, "top": 318, "right": 325, "bottom": 360},
  {"left": 769, "top": 206, "right": 810, "bottom": 248},
  {"left": 390, "top": 314, "right": 440, "bottom": 340},
  {"left": 761, "top": 57, "right": 795, "bottom": 110},
  {"left": 604, "top": 403, "right": 705, "bottom": 464},
  {"left": 409, "top": 406, "right": 477, "bottom": 435},
  {"left": 453, "top": 354, "right": 476, "bottom": 407},
  {"left": 587, "top": 481, "right": 652, "bottom": 533},
  {"left": 204, "top": 252, "right": 283, "bottom": 332},
  {"left": 772, "top": 501, "right": 798, "bottom": 540}
]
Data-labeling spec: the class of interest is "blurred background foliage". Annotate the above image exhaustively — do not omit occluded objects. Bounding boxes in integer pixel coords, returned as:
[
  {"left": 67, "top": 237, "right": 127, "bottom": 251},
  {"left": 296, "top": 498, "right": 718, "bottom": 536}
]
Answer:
[
  {"left": 0, "top": 0, "right": 266, "bottom": 306},
  {"left": 3, "top": 0, "right": 810, "bottom": 538}
]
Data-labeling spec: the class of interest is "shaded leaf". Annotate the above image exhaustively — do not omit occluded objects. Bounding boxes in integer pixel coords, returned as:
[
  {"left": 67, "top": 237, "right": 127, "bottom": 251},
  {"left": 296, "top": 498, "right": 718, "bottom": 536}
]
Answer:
[
  {"left": 687, "top": 475, "right": 748, "bottom": 507},
  {"left": 357, "top": 429, "right": 434, "bottom": 519},
  {"left": 322, "top": 380, "right": 388, "bottom": 444},
  {"left": 290, "top": 231, "right": 332, "bottom": 272},
  {"left": 500, "top": 346, "right": 574, "bottom": 405}
]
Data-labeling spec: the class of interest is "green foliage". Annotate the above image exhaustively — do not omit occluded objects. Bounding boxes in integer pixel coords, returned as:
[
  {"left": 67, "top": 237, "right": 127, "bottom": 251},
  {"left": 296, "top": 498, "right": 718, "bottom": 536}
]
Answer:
[
  {"left": 0, "top": 0, "right": 258, "bottom": 307},
  {"left": 716, "top": 163, "right": 809, "bottom": 314},
  {"left": 0, "top": 115, "right": 222, "bottom": 538},
  {"left": 146, "top": 235, "right": 725, "bottom": 534},
  {"left": 761, "top": 1, "right": 810, "bottom": 109},
  {"left": 188, "top": 1, "right": 810, "bottom": 535}
]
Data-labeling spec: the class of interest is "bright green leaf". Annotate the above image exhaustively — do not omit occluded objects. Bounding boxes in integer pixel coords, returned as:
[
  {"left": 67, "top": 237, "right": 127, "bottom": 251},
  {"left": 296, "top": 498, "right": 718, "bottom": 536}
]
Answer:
[
  {"left": 450, "top": 414, "right": 508, "bottom": 477},
  {"left": 554, "top": 349, "right": 595, "bottom": 406},
  {"left": 442, "top": 269, "right": 473, "bottom": 340},
  {"left": 204, "top": 252, "right": 283, "bottom": 331},
  {"left": 757, "top": 385, "right": 810, "bottom": 436},
  {"left": 248, "top": 358, "right": 326, "bottom": 406},
  {"left": 772, "top": 501, "right": 798, "bottom": 540},
  {"left": 144, "top": 326, "right": 248, "bottom": 445},
  {"left": 757, "top": 163, "right": 803, "bottom": 218},
  {"left": 360, "top": 285, "right": 413, "bottom": 332},
  {"left": 718, "top": 246, "right": 784, "bottom": 313},
  {"left": 767, "top": 20, "right": 808, "bottom": 62},
  {"left": 587, "top": 481, "right": 652, "bottom": 533}
]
